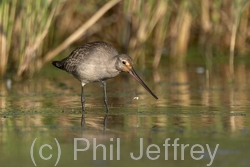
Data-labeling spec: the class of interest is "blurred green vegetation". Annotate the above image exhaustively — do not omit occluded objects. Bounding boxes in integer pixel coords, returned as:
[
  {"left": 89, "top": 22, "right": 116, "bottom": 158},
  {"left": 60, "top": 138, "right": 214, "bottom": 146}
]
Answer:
[{"left": 0, "top": 0, "right": 250, "bottom": 78}]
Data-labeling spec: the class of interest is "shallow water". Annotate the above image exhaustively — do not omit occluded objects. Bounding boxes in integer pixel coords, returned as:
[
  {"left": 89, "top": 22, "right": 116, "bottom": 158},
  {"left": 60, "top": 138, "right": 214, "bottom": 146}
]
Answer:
[{"left": 1, "top": 63, "right": 250, "bottom": 166}]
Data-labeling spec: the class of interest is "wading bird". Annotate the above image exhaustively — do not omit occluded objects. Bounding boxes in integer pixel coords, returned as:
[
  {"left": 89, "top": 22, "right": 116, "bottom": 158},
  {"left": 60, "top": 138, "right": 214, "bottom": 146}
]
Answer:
[{"left": 52, "top": 41, "right": 158, "bottom": 125}]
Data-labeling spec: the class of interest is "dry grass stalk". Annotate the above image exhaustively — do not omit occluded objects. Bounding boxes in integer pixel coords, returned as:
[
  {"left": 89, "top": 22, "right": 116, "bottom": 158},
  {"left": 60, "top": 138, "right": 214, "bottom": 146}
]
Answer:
[
  {"left": 169, "top": 1, "right": 192, "bottom": 66},
  {"left": 229, "top": 0, "right": 249, "bottom": 82},
  {"left": 42, "top": 0, "right": 121, "bottom": 65}
]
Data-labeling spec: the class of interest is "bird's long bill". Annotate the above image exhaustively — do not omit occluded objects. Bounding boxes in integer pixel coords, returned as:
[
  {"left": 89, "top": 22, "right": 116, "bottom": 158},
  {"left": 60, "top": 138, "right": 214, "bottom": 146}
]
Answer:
[{"left": 129, "top": 68, "right": 158, "bottom": 99}]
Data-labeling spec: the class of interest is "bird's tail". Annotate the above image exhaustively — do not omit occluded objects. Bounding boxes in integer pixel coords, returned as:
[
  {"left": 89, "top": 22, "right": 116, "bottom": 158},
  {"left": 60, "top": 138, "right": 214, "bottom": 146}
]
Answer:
[{"left": 52, "top": 61, "right": 63, "bottom": 69}]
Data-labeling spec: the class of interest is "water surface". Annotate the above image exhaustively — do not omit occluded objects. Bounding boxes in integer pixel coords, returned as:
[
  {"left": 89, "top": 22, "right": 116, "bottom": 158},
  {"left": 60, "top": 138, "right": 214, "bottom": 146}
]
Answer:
[{"left": 1, "top": 62, "right": 250, "bottom": 166}]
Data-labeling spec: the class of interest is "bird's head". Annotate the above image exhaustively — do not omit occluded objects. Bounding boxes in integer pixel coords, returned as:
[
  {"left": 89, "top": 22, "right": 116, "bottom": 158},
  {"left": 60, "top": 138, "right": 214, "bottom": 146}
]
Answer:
[
  {"left": 116, "top": 54, "right": 133, "bottom": 72},
  {"left": 116, "top": 54, "right": 158, "bottom": 99}
]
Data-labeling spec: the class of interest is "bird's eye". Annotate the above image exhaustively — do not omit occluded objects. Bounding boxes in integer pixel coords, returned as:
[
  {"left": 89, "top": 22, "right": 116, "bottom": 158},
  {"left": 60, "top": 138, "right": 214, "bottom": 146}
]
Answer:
[{"left": 122, "top": 61, "right": 126, "bottom": 65}]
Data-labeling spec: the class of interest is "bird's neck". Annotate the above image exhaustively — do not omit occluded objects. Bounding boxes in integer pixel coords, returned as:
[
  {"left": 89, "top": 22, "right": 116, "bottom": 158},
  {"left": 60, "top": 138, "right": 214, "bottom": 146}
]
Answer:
[{"left": 114, "top": 55, "right": 122, "bottom": 71}]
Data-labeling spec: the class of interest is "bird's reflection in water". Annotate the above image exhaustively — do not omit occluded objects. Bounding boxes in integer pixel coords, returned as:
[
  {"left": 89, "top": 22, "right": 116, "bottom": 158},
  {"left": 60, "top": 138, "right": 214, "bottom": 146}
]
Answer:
[
  {"left": 81, "top": 113, "right": 85, "bottom": 127},
  {"left": 103, "top": 114, "right": 109, "bottom": 131},
  {"left": 80, "top": 113, "right": 109, "bottom": 132}
]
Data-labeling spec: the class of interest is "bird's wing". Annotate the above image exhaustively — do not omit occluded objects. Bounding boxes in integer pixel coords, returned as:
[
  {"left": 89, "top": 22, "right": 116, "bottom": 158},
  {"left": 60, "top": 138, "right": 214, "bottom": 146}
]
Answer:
[{"left": 61, "top": 49, "right": 86, "bottom": 72}]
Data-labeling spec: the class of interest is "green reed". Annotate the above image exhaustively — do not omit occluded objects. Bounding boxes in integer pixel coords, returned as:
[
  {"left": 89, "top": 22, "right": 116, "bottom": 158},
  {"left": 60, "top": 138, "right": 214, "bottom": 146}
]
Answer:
[{"left": 0, "top": 0, "right": 60, "bottom": 78}]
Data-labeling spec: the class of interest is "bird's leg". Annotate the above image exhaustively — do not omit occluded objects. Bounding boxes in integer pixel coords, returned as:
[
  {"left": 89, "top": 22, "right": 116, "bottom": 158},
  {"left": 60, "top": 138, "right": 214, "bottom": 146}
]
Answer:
[
  {"left": 101, "top": 81, "right": 109, "bottom": 113},
  {"left": 81, "top": 83, "right": 85, "bottom": 126},
  {"left": 81, "top": 83, "right": 85, "bottom": 113}
]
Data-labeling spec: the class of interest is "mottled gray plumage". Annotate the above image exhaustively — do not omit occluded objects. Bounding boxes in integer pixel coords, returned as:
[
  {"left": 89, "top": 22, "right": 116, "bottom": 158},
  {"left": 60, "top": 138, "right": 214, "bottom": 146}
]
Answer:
[
  {"left": 52, "top": 41, "right": 157, "bottom": 125},
  {"left": 52, "top": 42, "right": 123, "bottom": 83}
]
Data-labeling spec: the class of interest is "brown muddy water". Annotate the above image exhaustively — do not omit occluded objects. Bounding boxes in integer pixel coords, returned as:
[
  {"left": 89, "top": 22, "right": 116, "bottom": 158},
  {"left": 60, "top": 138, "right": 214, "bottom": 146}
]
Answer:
[{"left": 0, "top": 62, "right": 250, "bottom": 167}]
